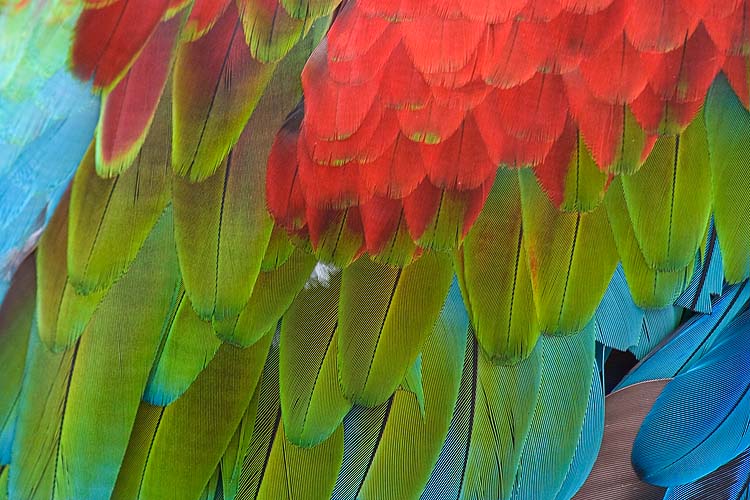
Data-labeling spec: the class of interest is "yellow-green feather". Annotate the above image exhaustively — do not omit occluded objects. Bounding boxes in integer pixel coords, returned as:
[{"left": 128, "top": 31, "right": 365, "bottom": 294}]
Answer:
[
  {"left": 455, "top": 169, "right": 539, "bottom": 364},
  {"left": 605, "top": 178, "right": 694, "bottom": 308},
  {"left": 337, "top": 252, "right": 453, "bottom": 407},
  {"left": 621, "top": 117, "right": 711, "bottom": 272},
  {"left": 136, "top": 331, "right": 273, "bottom": 499},
  {"left": 280, "top": 270, "right": 352, "bottom": 447},
  {"left": 519, "top": 168, "right": 618, "bottom": 333},
  {"left": 212, "top": 247, "right": 316, "bottom": 347},
  {"left": 705, "top": 74, "right": 750, "bottom": 283}
]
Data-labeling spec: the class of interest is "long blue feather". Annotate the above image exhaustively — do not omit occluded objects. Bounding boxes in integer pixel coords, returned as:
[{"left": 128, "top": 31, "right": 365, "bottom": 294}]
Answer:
[
  {"left": 675, "top": 220, "right": 724, "bottom": 314},
  {"left": 664, "top": 447, "right": 750, "bottom": 500},
  {"left": 632, "top": 309, "right": 750, "bottom": 486},
  {"left": 617, "top": 283, "right": 750, "bottom": 390},
  {"left": 555, "top": 359, "right": 605, "bottom": 500}
]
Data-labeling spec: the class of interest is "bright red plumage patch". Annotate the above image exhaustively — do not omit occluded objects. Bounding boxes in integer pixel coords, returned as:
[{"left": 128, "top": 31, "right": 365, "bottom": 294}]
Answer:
[{"left": 263, "top": 0, "right": 749, "bottom": 259}]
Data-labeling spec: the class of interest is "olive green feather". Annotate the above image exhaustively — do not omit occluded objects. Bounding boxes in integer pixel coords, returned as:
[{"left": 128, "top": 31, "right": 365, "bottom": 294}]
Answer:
[
  {"left": 705, "top": 74, "right": 750, "bottom": 283},
  {"left": 621, "top": 117, "right": 712, "bottom": 272},
  {"left": 455, "top": 169, "right": 539, "bottom": 364},
  {"left": 519, "top": 168, "right": 618, "bottom": 333},
  {"left": 337, "top": 252, "right": 453, "bottom": 407},
  {"left": 280, "top": 270, "right": 352, "bottom": 448},
  {"left": 67, "top": 93, "right": 171, "bottom": 294}
]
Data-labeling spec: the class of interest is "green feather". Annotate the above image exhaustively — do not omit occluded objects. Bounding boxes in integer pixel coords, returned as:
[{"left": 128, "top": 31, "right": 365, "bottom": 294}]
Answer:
[
  {"left": 280, "top": 270, "right": 352, "bottom": 448},
  {"left": 37, "top": 189, "right": 105, "bottom": 352},
  {"left": 239, "top": 0, "right": 312, "bottom": 64},
  {"left": 143, "top": 289, "right": 222, "bottom": 406},
  {"left": 213, "top": 247, "right": 316, "bottom": 347},
  {"left": 511, "top": 324, "right": 596, "bottom": 499},
  {"left": 172, "top": 136, "right": 274, "bottom": 322},
  {"left": 561, "top": 133, "right": 609, "bottom": 212},
  {"left": 135, "top": 331, "right": 273, "bottom": 499},
  {"left": 221, "top": 388, "right": 260, "bottom": 500},
  {"left": 67, "top": 94, "right": 171, "bottom": 294},
  {"left": 0, "top": 256, "right": 34, "bottom": 464},
  {"left": 621, "top": 117, "right": 711, "bottom": 271},
  {"left": 705, "top": 73, "right": 750, "bottom": 283},
  {"left": 8, "top": 325, "right": 75, "bottom": 499},
  {"left": 54, "top": 208, "right": 181, "bottom": 500},
  {"left": 519, "top": 168, "right": 618, "bottom": 333},
  {"left": 455, "top": 169, "right": 539, "bottom": 364},
  {"left": 110, "top": 403, "right": 163, "bottom": 499},
  {"left": 605, "top": 178, "right": 694, "bottom": 308},
  {"left": 279, "top": 0, "right": 339, "bottom": 20},
  {"left": 239, "top": 343, "right": 343, "bottom": 500},
  {"left": 338, "top": 252, "right": 453, "bottom": 407},
  {"left": 457, "top": 332, "right": 543, "bottom": 500},
  {"left": 334, "top": 281, "right": 468, "bottom": 500}
]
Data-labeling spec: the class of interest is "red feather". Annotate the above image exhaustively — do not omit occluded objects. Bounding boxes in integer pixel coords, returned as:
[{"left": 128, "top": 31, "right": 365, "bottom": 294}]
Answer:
[
  {"left": 98, "top": 15, "right": 181, "bottom": 172},
  {"left": 625, "top": 0, "right": 700, "bottom": 52},
  {"left": 72, "top": 0, "right": 171, "bottom": 88},
  {"left": 184, "top": 0, "right": 232, "bottom": 40}
]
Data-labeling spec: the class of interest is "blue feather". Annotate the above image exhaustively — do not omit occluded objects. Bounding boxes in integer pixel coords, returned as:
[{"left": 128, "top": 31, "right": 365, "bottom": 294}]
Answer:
[
  {"left": 630, "top": 306, "right": 683, "bottom": 360},
  {"left": 555, "top": 359, "right": 605, "bottom": 500},
  {"left": 664, "top": 447, "right": 750, "bottom": 500},
  {"left": 617, "top": 283, "right": 750, "bottom": 390},
  {"left": 632, "top": 309, "right": 750, "bottom": 486},
  {"left": 595, "top": 265, "right": 644, "bottom": 351},
  {"left": 675, "top": 220, "right": 724, "bottom": 314}
]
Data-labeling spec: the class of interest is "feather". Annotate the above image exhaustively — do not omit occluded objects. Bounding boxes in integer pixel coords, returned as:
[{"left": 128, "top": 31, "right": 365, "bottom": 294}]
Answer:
[
  {"left": 130, "top": 332, "right": 273, "bottom": 499},
  {"left": 594, "top": 265, "right": 645, "bottom": 351},
  {"left": 519, "top": 168, "right": 618, "bottom": 333},
  {"left": 279, "top": 269, "right": 351, "bottom": 447},
  {"left": 333, "top": 280, "right": 468, "bottom": 500},
  {"left": 511, "top": 325, "right": 596, "bottom": 499},
  {"left": 67, "top": 95, "right": 171, "bottom": 295},
  {"left": 213, "top": 247, "right": 316, "bottom": 347},
  {"left": 675, "top": 219, "right": 725, "bottom": 313},
  {"left": 632, "top": 309, "right": 750, "bottom": 486},
  {"left": 172, "top": 15, "right": 324, "bottom": 319},
  {"left": 143, "top": 289, "right": 222, "bottom": 406},
  {"left": 620, "top": 115, "right": 712, "bottom": 272},
  {"left": 337, "top": 252, "right": 453, "bottom": 406},
  {"left": 705, "top": 73, "right": 750, "bottom": 283},
  {"left": 237, "top": 0, "right": 311, "bottom": 64},
  {"left": 71, "top": 0, "right": 171, "bottom": 89},
  {"left": 183, "top": 0, "right": 233, "bottom": 40},
  {"left": 236, "top": 342, "right": 343, "bottom": 500},
  {"left": 95, "top": 14, "right": 181, "bottom": 176},
  {"left": 630, "top": 306, "right": 684, "bottom": 360},
  {"left": 10, "top": 208, "right": 180, "bottom": 499},
  {"left": 619, "top": 283, "right": 750, "bottom": 389},
  {"left": 605, "top": 178, "right": 694, "bottom": 307},
  {"left": 555, "top": 360, "right": 605, "bottom": 499},
  {"left": 423, "top": 332, "right": 542, "bottom": 500},
  {"left": 36, "top": 189, "right": 106, "bottom": 352},
  {"left": 455, "top": 169, "right": 540, "bottom": 363},
  {"left": 171, "top": 3, "right": 277, "bottom": 181},
  {"left": 575, "top": 379, "right": 669, "bottom": 499},
  {"left": 664, "top": 447, "right": 750, "bottom": 500},
  {"left": 0, "top": 256, "right": 34, "bottom": 464}
]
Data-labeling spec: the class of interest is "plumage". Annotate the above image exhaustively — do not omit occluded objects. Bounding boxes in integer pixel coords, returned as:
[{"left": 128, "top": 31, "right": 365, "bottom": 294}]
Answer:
[{"left": 4, "top": 1, "right": 750, "bottom": 499}]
